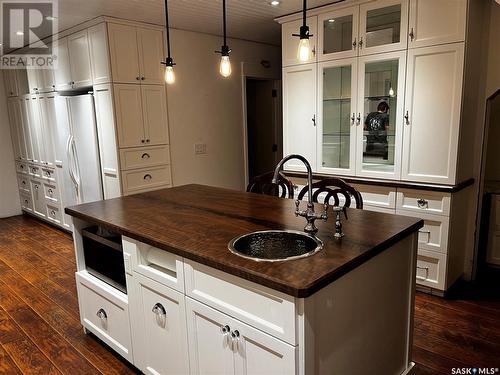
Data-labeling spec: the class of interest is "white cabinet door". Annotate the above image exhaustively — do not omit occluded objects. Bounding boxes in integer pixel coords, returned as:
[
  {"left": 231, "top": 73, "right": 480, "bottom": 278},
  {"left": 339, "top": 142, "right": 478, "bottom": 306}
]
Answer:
[
  {"left": 68, "top": 30, "right": 93, "bottom": 88},
  {"left": 38, "top": 93, "right": 57, "bottom": 166},
  {"left": 318, "top": 6, "right": 359, "bottom": 62},
  {"left": 282, "top": 64, "right": 317, "bottom": 171},
  {"left": 16, "top": 68, "right": 29, "bottom": 95},
  {"left": 186, "top": 298, "right": 296, "bottom": 375},
  {"left": 39, "top": 68, "right": 55, "bottom": 93},
  {"left": 3, "top": 70, "right": 18, "bottom": 97},
  {"left": 20, "top": 97, "right": 34, "bottom": 162},
  {"left": 137, "top": 28, "right": 164, "bottom": 85},
  {"left": 26, "top": 69, "right": 40, "bottom": 94},
  {"left": 113, "top": 84, "right": 146, "bottom": 148},
  {"left": 355, "top": 50, "right": 406, "bottom": 180},
  {"left": 186, "top": 297, "right": 236, "bottom": 375},
  {"left": 93, "top": 84, "right": 121, "bottom": 198},
  {"left": 141, "top": 85, "right": 169, "bottom": 145},
  {"left": 317, "top": 58, "right": 358, "bottom": 176},
  {"left": 28, "top": 96, "right": 44, "bottom": 164},
  {"left": 131, "top": 273, "right": 189, "bottom": 375},
  {"left": 408, "top": 0, "right": 466, "bottom": 48},
  {"left": 88, "top": 23, "right": 111, "bottom": 85},
  {"left": 282, "top": 17, "right": 318, "bottom": 67},
  {"left": 359, "top": 0, "right": 409, "bottom": 56},
  {"left": 108, "top": 23, "right": 141, "bottom": 83},
  {"left": 54, "top": 37, "right": 72, "bottom": 91},
  {"left": 7, "top": 99, "right": 22, "bottom": 160},
  {"left": 402, "top": 43, "right": 464, "bottom": 184},
  {"left": 30, "top": 179, "right": 45, "bottom": 217}
]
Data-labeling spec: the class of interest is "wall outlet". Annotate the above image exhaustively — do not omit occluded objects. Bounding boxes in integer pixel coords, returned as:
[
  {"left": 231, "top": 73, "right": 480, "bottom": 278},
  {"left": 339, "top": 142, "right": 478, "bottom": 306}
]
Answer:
[{"left": 194, "top": 143, "right": 207, "bottom": 155}]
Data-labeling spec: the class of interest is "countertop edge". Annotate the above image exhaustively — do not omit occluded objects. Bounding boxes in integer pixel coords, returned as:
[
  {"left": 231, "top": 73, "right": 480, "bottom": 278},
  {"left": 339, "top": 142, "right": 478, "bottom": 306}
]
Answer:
[{"left": 65, "top": 206, "right": 424, "bottom": 298}]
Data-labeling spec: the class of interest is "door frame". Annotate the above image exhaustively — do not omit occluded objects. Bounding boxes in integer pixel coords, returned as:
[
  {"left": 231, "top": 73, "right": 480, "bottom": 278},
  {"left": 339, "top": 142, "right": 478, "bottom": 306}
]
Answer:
[{"left": 240, "top": 62, "right": 281, "bottom": 188}]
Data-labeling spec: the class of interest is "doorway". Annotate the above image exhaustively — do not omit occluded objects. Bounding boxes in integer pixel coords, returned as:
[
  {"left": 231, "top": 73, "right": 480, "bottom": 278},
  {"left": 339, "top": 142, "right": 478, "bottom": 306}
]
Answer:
[
  {"left": 245, "top": 78, "right": 283, "bottom": 182},
  {"left": 475, "top": 89, "right": 500, "bottom": 291}
]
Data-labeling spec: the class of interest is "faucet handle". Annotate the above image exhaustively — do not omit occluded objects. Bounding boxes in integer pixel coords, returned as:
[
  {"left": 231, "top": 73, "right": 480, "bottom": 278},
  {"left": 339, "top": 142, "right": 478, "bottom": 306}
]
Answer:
[
  {"left": 294, "top": 200, "right": 301, "bottom": 216},
  {"left": 321, "top": 203, "right": 329, "bottom": 221}
]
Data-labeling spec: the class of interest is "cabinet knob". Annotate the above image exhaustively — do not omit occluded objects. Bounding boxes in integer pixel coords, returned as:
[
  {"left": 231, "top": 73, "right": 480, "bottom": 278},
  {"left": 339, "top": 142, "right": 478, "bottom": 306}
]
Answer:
[
  {"left": 50, "top": 210, "right": 56, "bottom": 216},
  {"left": 311, "top": 115, "right": 316, "bottom": 127},
  {"left": 145, "top": 139, "right": 150, "bottom": 143},
  {"left": 358, "top": 37, "right": 363, "bottom": 48},
  {"left": 141, "top": 76, "right": 145, "bottom": 80},
  {"left": 352, "top": 38, "right": 357, "bottom": 49},
  {"left": 141, "top": 139, "right": 145, "bottom": 143},
  {"left": 136, "top": 76, "right": 140, "bottom": 80},
  {"left": 96, "top": 308, "right": 107, "bottom": 320},
  {"left": 143, "top": 174, "right": 152, "bottom": 181},
  {"left": 417, "top": 198, "right": 428, "bottom": 208},
  {"left": 351, "top": 113, "right": 355, "bottom": 125},
  {"left": 356, "top": 113, "right": 361, "bottom": 126},
  {"left": 220, "top": 325, "right": 230, "bottom": 334}
]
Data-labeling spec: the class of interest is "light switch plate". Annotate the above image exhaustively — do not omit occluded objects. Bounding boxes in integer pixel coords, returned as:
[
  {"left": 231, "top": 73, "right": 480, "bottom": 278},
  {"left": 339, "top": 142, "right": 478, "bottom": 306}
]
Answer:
[{"left": 194, "top": 143, "right": 207, "bottom": 155}]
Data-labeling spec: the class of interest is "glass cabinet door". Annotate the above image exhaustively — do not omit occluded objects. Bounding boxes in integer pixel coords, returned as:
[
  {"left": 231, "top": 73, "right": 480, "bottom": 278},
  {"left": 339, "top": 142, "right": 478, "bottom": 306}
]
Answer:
[
  {"left": 356, "top": 51, "right": 406, "bottom": 179},
  {"left": 317, "top": 58, "right": 357, "bottom": 175},
  {"left": 359, "top": 0, "right": 408, "bottom": 56},
  {"left": 318, "top": 6, "right": 359, "bottom": 61}
]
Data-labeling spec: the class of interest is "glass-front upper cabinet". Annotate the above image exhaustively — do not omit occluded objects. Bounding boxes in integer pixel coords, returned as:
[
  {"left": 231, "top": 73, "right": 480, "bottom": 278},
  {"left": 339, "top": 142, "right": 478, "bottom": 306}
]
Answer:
[
  {"left": 317, "top": 58, "right": 357, "bottom": 175},
  {"left": 318, "top": 6, "right": 359, "bottom": 61},
  {"left": 356, "top": 51, "right": 406, "bottom": 179},
  {"left": 359, "top": 0, "right": 409, "bottom": 56}
]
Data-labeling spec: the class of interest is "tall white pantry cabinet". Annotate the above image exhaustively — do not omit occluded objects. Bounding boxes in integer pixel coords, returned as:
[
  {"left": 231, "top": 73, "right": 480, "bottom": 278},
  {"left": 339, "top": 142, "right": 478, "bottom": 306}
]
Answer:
[
  {"left": 3, "top": 17, "right": 173, "bottom": 231},
  {"left": 278, "top": 0, "right": 484, "bottom": 294}
]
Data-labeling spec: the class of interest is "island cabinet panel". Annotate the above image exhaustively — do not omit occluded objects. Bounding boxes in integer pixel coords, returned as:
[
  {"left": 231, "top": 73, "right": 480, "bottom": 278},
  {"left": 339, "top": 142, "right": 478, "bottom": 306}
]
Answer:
[
  {"left": 130, "top": 273, "right": 189, "bottom": 375},
  {"left": 75, "top": 271, "right": 133, "bottom": 362},
  {"left": 184, "top": 260, "right": 297, "bottom": 346},
  {"left": 186, "top": 297, "right": 296, "bottom": 375}
]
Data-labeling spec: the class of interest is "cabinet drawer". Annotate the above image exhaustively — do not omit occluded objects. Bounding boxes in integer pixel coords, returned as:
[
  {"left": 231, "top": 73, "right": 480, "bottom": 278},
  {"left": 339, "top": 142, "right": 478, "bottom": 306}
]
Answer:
[
  {"left": 416, "top": 249, "right": 447, "bottom": 291},
  {"left": 43, "top": 182, "right": 58, "bottom": 203},
  {"left": 184, "top": 260, "right": 297, "bottom": 345},
  {"left": 20, "top": 192, "right": 33, "bottom": 212},
  {"left": 76, "top": 271, "right": 133, "bottom": 362},
  {"left": 397, "top": 209, "right": 449, "bottom": 254},
  {"left": 396, "top": 189, "right": 451, "bottom": 216},
  {"left": 352, "top": 184, "right": 396, "bottom": 209},
  {"left": 131, "top": 273, "right": 189, "bottom": 375},
  {"left": 46, "top": 204, "right": 62, "bottom": 225},
  {"left": 16, "top": 161, "right": 28, "bottom": 174},
  {"left": 121, "top": 165, "right": 171, "bottom": 194},
  {"left": 363, "top": 205, "right": 395, "bottom": 214},
  {"left": 41, "top": 167, "right": 56, "bottom": 182},
  {"left": 120, "top": 145, "right": 170, "bottom": 171},
  {"left": 17, "top": 174, "right": 30, "bottom": 193},
  {"left": 123, "top": 236, "right": 184, "bottom": 293}
]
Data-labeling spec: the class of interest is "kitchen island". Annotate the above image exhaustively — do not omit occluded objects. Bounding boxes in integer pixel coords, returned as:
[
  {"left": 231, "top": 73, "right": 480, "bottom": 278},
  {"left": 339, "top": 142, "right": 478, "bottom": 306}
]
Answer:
[{"left": 66, "top": 184, "right": 423, "bottom": 375}]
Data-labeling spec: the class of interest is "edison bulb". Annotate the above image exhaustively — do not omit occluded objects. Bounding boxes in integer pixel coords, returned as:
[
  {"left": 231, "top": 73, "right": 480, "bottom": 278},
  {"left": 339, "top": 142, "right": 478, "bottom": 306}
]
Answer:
[
  {"left": 389, "top": 87, "right": 395, "bottom": 97},
  {"left": 220, "top": 55, "right": 232, "bottom": 78},
  {"left": 297, "top": 38, "right": 311, "bottom": 62},
  {"left": 164, "top": 65, "right": 175, "bottom": 84}
]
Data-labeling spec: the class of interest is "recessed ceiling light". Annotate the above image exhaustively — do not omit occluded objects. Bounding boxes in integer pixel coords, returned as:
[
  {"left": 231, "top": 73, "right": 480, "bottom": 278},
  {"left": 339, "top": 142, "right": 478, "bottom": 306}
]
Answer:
[
  {"left": 16, "top": 31, "right": 24, "bottom": 36},
  {"left": 328, "top": 19, "right": 335, "bottom": 23},
  {"left": 270, "top": 0, "right": 280, "bottom": 6}
]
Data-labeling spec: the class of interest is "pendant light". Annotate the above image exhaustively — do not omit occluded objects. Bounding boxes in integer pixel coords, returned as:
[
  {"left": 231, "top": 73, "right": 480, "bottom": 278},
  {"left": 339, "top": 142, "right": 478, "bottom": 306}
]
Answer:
[
  {"left": 216, "top": 0, "right": 232, "bottom": 78},
  {"left": 161, "top": 0, "right": 176, "bottom": 84},
  {"left": 293, "top": 0, "right": 313, "bottom": 62}
]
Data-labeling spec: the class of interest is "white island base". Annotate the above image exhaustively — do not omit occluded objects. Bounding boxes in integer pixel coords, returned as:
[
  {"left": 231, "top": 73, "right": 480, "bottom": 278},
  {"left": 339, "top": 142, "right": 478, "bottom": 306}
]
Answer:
[{"left": 72, "top": 217, "right": 417, "bottom": 375}]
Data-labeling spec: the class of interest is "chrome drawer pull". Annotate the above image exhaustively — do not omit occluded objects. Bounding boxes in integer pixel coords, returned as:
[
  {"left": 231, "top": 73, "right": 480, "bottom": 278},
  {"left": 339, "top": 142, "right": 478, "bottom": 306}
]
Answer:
[
  {"left": 152, "top": 302, "right": 166, "bottom": 316},
  {"left": 141, "top": 153, "right": 150, "bottom": 160},
  {"left": 417, "top": 199, "right": 428, "bottom": 208},
  {"left": 96, "top": 308, "right": 107, "bottom": 320},
  {"left": 144, "top": 174, "right": 152, "bottom": 181},
  {"left": 231, "top": 329, "right": 240, "bottom": 350},
  {"left": 220, "top": 325, "right": 230, "bottom": 335}
]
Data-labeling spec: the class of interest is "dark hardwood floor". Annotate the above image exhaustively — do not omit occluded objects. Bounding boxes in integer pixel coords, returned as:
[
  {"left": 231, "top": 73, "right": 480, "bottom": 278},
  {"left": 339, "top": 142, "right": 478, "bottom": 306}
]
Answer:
[{"left": 0, "top": 215, "right": 499, "bottom": 374}]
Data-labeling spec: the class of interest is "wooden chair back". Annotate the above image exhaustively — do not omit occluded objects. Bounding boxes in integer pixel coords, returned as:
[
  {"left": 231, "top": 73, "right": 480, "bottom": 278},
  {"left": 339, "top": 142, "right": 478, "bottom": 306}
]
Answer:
[
  {"left": 297, "top": 177, "right": 363, "bottom": 209},
  {"left": 246, "top": 171, "right": 295, "bottom": 199}
]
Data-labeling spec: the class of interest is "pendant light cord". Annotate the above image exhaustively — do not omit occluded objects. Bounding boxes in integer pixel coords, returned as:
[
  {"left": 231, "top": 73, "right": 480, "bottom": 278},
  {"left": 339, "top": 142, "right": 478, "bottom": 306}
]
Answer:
[
  {"left": 302, "top": 0, "right": 306, "bottom": 27},
  {"left": 223, "top": 0, "right": 227, "bottom": 47},
  {"left": 165, "top": 0, "right": 171, "bottom": 58}
]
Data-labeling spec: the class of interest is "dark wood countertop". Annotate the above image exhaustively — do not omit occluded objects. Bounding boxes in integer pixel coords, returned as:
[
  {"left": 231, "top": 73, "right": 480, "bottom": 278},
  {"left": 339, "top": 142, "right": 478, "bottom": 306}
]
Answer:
[
  {"left": 285, "top": 171, "right": 474, "bottom": 193},
  {"left": 65, "top": 184, "right": 423, "bottom": 298}
]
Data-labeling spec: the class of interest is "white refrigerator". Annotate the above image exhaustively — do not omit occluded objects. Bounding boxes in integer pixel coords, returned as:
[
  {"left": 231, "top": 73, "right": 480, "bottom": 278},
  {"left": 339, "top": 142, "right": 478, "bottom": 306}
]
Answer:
[{"left": 54, "top": 94, "right": 103, "bottom": 227}]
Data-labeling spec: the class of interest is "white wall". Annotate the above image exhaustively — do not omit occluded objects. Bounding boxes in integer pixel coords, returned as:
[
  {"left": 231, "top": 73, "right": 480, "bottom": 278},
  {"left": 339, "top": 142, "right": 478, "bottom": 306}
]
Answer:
[
  {"left": 0, "top": 77, "right": 21, "bottom": 218},
  {"left": 166, "top": 29, "right": 281, "bottom": 191}
]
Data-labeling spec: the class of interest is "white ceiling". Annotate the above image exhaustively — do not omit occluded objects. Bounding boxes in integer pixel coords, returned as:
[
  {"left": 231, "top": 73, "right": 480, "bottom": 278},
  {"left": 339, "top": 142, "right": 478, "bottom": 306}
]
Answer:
[{"left": 56, "top": 0, "right": 341, "bottom": 45}]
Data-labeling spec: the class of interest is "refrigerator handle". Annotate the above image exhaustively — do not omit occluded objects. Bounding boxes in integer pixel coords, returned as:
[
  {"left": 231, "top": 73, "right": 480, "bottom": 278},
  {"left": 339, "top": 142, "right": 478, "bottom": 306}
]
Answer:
[
  {"left": 71, "top": 137, "right": 82, "bottom": 203},
  {"left": 66, "top": 135, "right": 77, "bottom": 187}
]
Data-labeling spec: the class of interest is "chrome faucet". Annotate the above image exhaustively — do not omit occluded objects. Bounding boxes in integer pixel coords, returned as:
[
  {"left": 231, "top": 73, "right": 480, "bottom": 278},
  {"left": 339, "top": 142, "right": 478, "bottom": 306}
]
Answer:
[{"left": 272, "top": 155, "right": 327, "bottom": 233}]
